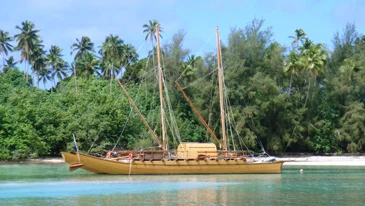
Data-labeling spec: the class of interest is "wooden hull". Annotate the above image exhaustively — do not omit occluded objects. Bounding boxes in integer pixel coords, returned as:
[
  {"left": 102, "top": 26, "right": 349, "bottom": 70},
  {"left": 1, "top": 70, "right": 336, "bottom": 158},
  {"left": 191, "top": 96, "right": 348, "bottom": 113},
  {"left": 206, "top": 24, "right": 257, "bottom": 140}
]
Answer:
[{"left": 61, "top": 152, "right": 284, "bottom": 174}]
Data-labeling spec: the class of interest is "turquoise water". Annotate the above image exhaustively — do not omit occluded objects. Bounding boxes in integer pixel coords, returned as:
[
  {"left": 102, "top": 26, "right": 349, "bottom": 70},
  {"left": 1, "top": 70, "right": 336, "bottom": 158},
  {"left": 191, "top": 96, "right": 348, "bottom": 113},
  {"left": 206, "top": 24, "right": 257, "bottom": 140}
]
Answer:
[{"left": 0, "top": 163, "right": 364, "bottom": 205}]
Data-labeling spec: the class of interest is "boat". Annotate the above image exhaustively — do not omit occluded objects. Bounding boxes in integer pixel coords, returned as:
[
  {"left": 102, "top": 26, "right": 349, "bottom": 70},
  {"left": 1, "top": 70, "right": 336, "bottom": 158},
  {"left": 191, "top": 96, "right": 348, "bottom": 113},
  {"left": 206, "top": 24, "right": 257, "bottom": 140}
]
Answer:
[{"left": 61, "top": 25, "right": 284, "bottom": 174}]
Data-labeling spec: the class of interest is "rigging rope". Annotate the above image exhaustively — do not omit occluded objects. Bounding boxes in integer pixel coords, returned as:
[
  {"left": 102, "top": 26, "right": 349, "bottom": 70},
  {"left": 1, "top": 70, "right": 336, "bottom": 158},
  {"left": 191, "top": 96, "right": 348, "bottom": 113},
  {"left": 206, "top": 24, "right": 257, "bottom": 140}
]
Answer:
[
  {"left": 125, "top": 40, "right": 146, "bottom": 67},
  {"left": 112, "top": 106, "right": 133, "bottom": 151},
  {"left": 161, "top": 54, "right": 182, "bottom": 145},
  {"left": 176, "top": 31, "right": 216, "bottom": 82},
  {"left": 112, "top": 47, "right": 159, "bottom": 151},
  {"left": 182, "top": 68, "right": 217, "bottom": 89}
]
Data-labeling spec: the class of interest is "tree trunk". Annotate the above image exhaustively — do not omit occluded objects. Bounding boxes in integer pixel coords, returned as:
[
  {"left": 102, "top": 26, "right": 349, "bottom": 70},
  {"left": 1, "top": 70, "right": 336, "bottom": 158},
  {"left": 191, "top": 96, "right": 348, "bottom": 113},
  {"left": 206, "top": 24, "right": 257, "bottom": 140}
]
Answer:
[
  {"left": 110, "top": 70, "right": 113, "bottom": 95},
  {"left": 74, "top": 64, "right": 78, "bottom": 94},
  {"left": 303, "top": 76, "right": 311, "bottom": 108},
  {"left": 2, "top": 52, "right": 4, "bottom": 69},
  {"left": 25, "top": 42, "right": 29, "bottom": 82},
  {"left": 288, "top": 73, "right": 293, "bottom": 94},
  {"left": 37, "top": 74, "right": 39, "bottom": 88}
]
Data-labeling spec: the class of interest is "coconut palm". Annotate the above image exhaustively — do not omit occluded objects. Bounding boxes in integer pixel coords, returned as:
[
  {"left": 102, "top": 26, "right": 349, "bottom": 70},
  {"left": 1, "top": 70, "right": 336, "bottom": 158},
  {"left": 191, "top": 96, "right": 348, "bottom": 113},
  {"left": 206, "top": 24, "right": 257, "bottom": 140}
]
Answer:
[
  {"left": 143, "top": 19, "right": 163, "bottom": 67},
  {"left": 51, "top": 59, "right": 69, "bottom": 86},
  {"left": 99, "top": 34, "right": 124, "bottom": 93},
  {"left": 30, "top": 43, "right": 46, "bottom": 87},
  {"left": 38, "top": 67, "right": 52, "bottom": 89},
  {"left": 14, "top": 21, "right": 40, "bottom": 82},
  {"left": 147, "top": 46, "right": 165, "bottom": 58},
  {"left": 300, "top": 43, "right": 327, "bottom": 108},
  {"left": 101, "top": 58, "right": 120, "bottom": 77},
  {"left": 47, "top": 45, "right": 69, "bottom": 85},
  {"left": 100, "top": 58, "right": 120, "bottom": 94},
  {"left": 76, "top": 51, "right": 99, "bottom": 77},
  {"left": 5, "top": 56, "right": 17, "bottom": 68},
  {"left": 71, "top": 36, "right": 94, "bottom": 94},
  {"left": 71, "top": 36, "right": 94, "bottom": 61},
  {"left": 99, "top": 34, "right": 123, "bottom": 61},
  {"left": 28, "top": 39, "right": 45, "bottom": 85},
  {"left": 302, "top": 43, "right": 327, "bottom": 79},
  {"left": 143, "top": 19, "right": 162, "bottom": 43},
  {"left": 284, "top": 51, "right": 305, "bottom": 93},
  {"left": 33, "top": 56, "right": 48, "bottom": 87},
  {"left": 289, "top": 29, "right": 306, "bottom": 50},
  {"left": 69, "top": 63, "right": 78, "bottom": 94},
  {"left": 0, "top": 30, "right": 14, "bottom": 68},
  {"left": 121, "top": 43, "right": 138, "bottom": 66},
  {"left": 187, "top": 54, "right": 197, "bottom": 67},
  {"left": 180, "top": 54, "right": 198, "bottom": 81}
]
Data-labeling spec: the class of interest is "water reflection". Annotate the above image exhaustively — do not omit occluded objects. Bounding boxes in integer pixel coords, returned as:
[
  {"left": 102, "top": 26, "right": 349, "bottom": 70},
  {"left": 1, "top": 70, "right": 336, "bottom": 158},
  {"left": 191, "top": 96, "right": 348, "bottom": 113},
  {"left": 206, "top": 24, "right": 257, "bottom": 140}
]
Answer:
[
  {"left": 4, "top": 164, "right": 365, "bottom": 205},
  {"left": 0, "top": 163, "right": 283, "bottom": 205},
  {"left": 64, "top": 173, "right": 282, "bottom": 183}
]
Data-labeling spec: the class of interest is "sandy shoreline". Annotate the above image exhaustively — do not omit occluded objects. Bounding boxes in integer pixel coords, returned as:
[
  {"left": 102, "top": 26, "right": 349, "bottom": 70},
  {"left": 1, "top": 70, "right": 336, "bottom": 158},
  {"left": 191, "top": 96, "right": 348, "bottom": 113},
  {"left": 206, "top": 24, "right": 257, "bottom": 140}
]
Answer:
[
  {"left": 278, "top": 156, "right": 365, "bottom": 166},
  {"left": 2, "top": 156, "right": 365, "bottom": 166}
]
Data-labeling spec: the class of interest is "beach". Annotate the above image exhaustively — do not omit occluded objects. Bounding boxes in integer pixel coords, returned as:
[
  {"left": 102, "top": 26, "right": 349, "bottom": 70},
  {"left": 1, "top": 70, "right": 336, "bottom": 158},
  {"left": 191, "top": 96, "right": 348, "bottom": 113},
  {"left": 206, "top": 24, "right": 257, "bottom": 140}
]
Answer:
[{"left": 278, "top": 156, "right": 365, "bottom": 166}]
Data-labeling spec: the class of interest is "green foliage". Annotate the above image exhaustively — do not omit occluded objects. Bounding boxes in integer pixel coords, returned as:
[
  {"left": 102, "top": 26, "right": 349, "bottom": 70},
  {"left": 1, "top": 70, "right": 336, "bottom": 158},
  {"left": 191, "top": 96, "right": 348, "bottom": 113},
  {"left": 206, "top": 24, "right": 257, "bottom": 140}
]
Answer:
[
  {"left": 338, "top": 102, "right": 365, "bottom": 153},
  {"left": 1, "top": 19, "right": 365, "bottom": 160}
]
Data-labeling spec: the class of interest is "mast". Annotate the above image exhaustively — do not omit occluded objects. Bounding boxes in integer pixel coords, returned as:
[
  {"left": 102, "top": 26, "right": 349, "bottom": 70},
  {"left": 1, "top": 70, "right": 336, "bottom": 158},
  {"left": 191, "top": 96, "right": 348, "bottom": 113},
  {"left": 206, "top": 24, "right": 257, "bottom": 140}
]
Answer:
[
  {"left": 156, "top": 24, "right": 167, "bottom": 151},
  {"left": 216, "top": 26, "right": 227, "bottom": 150},
  {"left": 115, "top": 79, "right": 162, "bottom": 147},
  {"left": 175, "top": 81, "right": 225, "bottom": 149}
]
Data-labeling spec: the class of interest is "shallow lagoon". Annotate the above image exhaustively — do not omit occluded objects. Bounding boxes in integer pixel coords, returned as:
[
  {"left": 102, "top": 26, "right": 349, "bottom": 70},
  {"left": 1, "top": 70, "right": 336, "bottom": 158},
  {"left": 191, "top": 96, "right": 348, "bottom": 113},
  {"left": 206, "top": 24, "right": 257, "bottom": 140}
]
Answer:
[{"left": 0, "top": 163, "right": 364, "bottom": 205}]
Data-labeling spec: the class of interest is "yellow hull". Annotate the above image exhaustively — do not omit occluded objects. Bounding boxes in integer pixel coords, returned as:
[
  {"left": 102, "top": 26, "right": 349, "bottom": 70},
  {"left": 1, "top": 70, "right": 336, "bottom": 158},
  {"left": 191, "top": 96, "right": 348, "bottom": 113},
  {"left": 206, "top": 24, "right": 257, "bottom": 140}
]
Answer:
[{"left": 61, "top": 152, "right": 284, "bottom": 174}]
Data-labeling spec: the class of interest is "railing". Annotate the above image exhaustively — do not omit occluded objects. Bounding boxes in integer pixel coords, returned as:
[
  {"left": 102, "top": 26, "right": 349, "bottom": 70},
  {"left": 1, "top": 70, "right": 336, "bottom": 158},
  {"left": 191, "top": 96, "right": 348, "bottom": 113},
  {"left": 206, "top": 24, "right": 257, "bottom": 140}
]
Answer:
[{"left": 107, "top": 149, "right": 251, "bottom": 161}]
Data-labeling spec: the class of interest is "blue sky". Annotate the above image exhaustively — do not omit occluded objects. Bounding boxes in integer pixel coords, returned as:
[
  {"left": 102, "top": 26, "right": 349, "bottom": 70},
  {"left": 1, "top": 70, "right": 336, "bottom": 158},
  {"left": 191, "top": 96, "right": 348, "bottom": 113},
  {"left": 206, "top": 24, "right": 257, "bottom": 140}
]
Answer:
[{"left": 1, "top": 0, "right": 365, "bottom": 87}]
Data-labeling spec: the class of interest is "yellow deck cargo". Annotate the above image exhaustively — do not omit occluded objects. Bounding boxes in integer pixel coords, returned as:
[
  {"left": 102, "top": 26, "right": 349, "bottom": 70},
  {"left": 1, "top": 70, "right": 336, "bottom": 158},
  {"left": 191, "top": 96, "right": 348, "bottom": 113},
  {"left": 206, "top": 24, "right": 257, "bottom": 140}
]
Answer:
[{"left": 177, "top": 142, "right": 217, "bottom": 159}]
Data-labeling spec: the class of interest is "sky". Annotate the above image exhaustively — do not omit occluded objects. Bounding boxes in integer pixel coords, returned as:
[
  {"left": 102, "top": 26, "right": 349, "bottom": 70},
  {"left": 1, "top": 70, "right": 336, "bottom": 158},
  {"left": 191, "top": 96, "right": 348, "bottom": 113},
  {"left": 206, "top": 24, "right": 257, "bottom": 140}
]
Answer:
[{"left": 1, "top": 0, "right": 365, "bottom": 88}]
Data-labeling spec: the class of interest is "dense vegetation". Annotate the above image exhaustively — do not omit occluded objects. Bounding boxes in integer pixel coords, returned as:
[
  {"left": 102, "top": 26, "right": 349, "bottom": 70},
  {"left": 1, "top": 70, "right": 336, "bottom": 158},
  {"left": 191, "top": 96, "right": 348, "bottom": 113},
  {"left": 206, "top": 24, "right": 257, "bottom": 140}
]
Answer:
[{"left": 0, "top": 19, "right": 364, "bottom": 160}]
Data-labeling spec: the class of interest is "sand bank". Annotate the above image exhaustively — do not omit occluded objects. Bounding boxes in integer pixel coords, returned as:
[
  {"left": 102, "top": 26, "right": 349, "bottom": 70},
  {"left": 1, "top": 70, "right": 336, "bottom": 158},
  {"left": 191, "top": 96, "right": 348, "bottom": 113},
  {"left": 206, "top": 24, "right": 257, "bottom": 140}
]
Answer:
[{"left": 278, "top": 156, "right": 365, "bottom": 166}]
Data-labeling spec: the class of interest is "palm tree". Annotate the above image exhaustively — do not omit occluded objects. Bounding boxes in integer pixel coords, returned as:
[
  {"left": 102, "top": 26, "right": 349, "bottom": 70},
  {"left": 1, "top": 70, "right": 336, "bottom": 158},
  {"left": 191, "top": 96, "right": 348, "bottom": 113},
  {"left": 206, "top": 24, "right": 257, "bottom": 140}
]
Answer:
[
  {"left": 143, "top": 19, "right": 162, "bottom": 43},
  {"left": 69, "top": 63, "right": 78, "bottom": 94},
  {"left": 300, "top": 43, "right": 327, "bottom": 107},
  {"left": 101, "top": 58, "right": 120, "bottom": 77},
  {"left": 33, "top": 56, "right": 48, "bottom": 87},
  {"left": 71, "top": 36, "right": 94, "bottom": 94},
  {"left": 15, "top": 20, "right": 40, "bottom": 82},
  {"left": 187, "top": 54, "right": 197, "bottom": 67},
  {"left": 38, "top": 67, "right": 52, "bottom": 89},
  {"left": 71, "top": 36, "right": 94, "bottom": 61},
  {"left": 76, "top": 51, "right": 99, "bottom": 77},
  {"left": 180, "top": 54, "right": 198, "bottom": 81},
  {"left": 101, "top": 58, "right": 120, "bottom": 93},
  {"left": 99, "top": 34, "right": 123, "bottom": 61},
  {"left": 47, "top": 45, "right": 69, "bottom": 86},
  {"left": 289, "top": 29, "right": 306, "bottom": 50},
  {"left": 5, "top": 56, "right": 17, "bottom": 68},
  {"left": 30, "top": 43, "right": 46, "bottom": 87},
  {"left": 300, "top": 39, "right": 314, "bottom": 51},
  {"left": 51, "top": 59, "right": 69, "bottom": 86},
  {"left": 99, "top": 34, "right": 124, "bottom": 93},
  {"left": 0, "top": 30, "right": 14, "bottom": 68},
  {"left": 121, "top": 43, "right": 138, "bottom": 66},
  {"left": 284, "top": 51, "right": 304, "bottom": 93},
  {"left": 144, "top": 20, "right": 163, "bottom": 79},
  {"left": 147, "top": 46, "right": 165, "bottom": 58},
  {"left": 302, "top": 43, "right": 327, "bottom": 79}
]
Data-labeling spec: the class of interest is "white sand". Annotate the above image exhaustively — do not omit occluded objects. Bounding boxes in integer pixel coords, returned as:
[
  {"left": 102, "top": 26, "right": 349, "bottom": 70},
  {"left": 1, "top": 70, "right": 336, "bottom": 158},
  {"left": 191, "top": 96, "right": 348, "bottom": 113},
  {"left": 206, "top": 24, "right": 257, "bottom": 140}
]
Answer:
[
  {"left": 277, "top": 156, "right": 365, "bottom": 166},
  {"left": 24, "top": 158, "right": 64, "bottom": 163}
]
